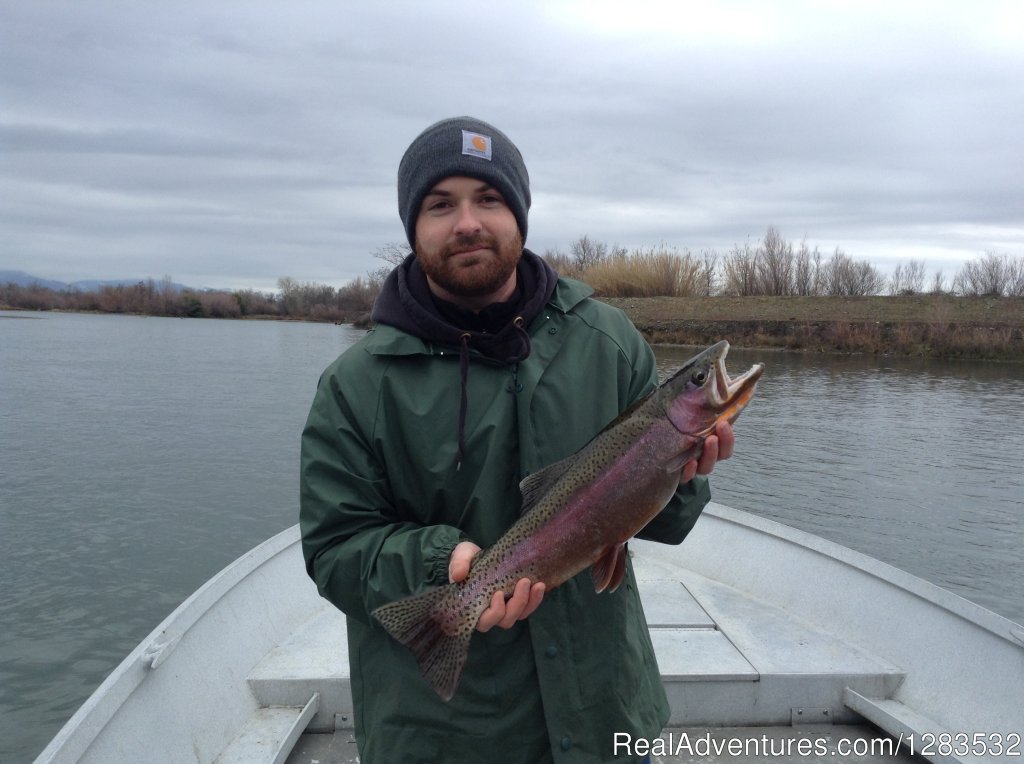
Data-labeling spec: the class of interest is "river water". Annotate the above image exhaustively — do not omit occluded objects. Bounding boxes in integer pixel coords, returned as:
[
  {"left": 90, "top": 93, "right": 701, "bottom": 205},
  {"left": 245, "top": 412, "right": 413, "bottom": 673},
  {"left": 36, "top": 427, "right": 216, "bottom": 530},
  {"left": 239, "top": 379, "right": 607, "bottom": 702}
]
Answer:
[{"left": 1, "top": 311, "right": 1022, "bottom": 762}]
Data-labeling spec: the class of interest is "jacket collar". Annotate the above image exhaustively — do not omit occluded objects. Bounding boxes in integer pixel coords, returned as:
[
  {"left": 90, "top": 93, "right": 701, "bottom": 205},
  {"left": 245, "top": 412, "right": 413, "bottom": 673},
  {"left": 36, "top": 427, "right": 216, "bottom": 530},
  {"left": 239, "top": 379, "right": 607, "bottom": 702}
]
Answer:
[
  {"left": 365, "top": 249, "right": 581, "bottom": 357},
  {"left": 363, "top": 275, "right": 592, "bottom": 358}
]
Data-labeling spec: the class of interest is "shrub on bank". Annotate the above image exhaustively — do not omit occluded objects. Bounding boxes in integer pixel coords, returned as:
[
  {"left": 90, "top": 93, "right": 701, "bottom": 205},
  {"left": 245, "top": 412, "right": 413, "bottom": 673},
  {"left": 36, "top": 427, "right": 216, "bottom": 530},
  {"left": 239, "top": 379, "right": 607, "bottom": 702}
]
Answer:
[{"left": 581, "top": 247, "right": 707, "bottom": 297}]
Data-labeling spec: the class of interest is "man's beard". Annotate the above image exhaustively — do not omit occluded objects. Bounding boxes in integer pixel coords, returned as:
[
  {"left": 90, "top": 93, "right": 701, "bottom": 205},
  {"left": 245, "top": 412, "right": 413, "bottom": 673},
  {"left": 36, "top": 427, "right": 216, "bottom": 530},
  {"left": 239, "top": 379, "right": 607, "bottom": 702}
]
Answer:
[{"left": 417, "top": 231, "right": 523, "bottom": 298}]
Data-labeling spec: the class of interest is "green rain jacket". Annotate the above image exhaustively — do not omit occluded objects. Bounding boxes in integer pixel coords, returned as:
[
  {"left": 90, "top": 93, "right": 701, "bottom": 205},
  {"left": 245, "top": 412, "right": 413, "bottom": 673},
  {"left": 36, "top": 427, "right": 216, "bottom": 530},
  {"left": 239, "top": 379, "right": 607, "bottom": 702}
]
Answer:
[{"left": 300, "top": 275, "right": 710, "bottom": 764}]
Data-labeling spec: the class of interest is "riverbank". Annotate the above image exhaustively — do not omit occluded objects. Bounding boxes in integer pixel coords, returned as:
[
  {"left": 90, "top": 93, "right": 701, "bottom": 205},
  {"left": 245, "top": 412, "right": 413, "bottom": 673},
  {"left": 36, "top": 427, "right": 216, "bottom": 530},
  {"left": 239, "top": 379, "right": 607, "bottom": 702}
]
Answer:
[
  {"left": 603, "top": 294, "right": 1024, "bottom": 360},
  {"left": 5, "top": 294, "right": 1023, "bottom": 360}
]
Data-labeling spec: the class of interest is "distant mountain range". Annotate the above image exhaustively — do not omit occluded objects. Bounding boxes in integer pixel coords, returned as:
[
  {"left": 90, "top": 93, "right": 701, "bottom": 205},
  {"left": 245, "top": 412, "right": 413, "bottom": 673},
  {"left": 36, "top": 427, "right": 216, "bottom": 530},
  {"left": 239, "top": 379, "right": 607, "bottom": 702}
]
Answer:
[{"left": 0, "top": 270, "right": 189, "bottom": 292}]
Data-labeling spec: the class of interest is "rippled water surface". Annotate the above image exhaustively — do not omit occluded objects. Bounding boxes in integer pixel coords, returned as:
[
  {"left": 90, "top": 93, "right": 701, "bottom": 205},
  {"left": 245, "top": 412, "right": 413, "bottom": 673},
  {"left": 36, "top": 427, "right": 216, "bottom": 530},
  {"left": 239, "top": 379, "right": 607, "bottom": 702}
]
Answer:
[
  {"left": 656, "top": 345, "right": 1024, "bottom": 624},
  {"left": 2, "top": 312, "right": 1022, "bottom": 762},
  {"left": 1, "top": 312, "right": 363, "bottom": 762}
]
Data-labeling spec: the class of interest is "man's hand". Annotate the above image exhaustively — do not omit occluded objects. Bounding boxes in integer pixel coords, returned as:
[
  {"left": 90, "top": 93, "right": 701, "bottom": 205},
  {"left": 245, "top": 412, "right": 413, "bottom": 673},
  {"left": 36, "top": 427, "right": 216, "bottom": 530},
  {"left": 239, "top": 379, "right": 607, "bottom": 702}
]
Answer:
[
  {"left": 449, "top": 541, "right": 546, "bottom": 633},
  {"left": 680, "top": 420, "right": 735, "bottom": 483}
]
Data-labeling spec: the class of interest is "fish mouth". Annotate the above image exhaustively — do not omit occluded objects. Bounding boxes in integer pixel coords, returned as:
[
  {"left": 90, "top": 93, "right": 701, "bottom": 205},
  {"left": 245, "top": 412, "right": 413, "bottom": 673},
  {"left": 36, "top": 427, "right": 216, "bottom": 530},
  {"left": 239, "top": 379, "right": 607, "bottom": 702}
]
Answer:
[{"left": 697, "top": 342, "right": 764, "bottom": 436}]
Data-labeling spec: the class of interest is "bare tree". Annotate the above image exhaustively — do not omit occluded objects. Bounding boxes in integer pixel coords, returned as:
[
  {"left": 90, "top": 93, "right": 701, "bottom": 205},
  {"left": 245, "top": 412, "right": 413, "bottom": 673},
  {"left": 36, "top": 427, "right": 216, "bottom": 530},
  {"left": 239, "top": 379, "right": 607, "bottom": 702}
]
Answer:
[
  {"left": 792, "top": 239, "right": 820, "bottom": 296},
  {"left": 906, "top": 260, "right": 927, "bottom": 293},
  {"left": 372, "top": 242, "right": 412, "bottom": 266},
  {"left": 1007, "top": 256, "right": 1024, "bottom": 297},
  {"left": 277, "top": 277, "right": 300, "bottom": 315},
  {"left": 367, "top": 242, "right": 412, "bottom": 285},
  {"left": 541, "top": 248, "right": 576, "bottom": 277},
  {"left": 337, "top": 276, "right": 379, "bottom": 314},
  {"left": 756, "top": 226, "right": 794, "bottom": 296},
  {"left": 721, "top": 241, "right": 759, "bottom": 296},
  {"left": 850, "top": 260, "right": 886, "bottom": 296},
  {"left": 889, "top": 259, "right": 927, "bottom": 295},
  {"left": 953, "top": 252, "right": 1016, "bottom": 296},
  {"left": 698, "top": 249, "right": 719, "bottom": 296},
  {"left": 570, "top": 235, "right": 608, "bottom": 271},
  {"left": 822, "top": 249, "right": 885, "bottom": 296}
]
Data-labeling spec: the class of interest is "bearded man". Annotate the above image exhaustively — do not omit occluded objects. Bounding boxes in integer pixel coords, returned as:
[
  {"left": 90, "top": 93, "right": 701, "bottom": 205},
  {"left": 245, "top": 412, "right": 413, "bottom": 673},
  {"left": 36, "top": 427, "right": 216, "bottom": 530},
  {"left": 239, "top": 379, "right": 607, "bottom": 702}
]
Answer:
[{"left": 300, "top": 116, "right": 733, "bottom": 763}]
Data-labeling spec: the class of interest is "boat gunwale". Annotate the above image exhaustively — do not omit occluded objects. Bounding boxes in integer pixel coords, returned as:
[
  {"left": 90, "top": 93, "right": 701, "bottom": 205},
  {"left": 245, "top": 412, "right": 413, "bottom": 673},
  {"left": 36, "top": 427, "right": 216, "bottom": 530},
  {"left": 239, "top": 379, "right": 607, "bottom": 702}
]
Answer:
[
  {"left": 686, "top": 503, "right": 1024, "bottom": 646},
  {"left": 34, "top": 525, "right": 303, "bottom": 763}
]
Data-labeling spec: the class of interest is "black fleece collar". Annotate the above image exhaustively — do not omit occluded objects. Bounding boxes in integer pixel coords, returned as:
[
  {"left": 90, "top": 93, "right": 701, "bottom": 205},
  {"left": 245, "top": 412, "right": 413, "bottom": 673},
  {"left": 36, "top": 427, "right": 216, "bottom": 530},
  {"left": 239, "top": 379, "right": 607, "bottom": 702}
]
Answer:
[{"left": 371, "top": 249, "right": 558, "bottom": 364}]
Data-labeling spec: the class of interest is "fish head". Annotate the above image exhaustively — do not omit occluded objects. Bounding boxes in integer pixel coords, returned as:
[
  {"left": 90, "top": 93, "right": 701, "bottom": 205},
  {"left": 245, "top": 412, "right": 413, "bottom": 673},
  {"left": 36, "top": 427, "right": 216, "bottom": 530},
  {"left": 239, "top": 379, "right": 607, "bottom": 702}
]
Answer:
[{"left": 657, "top": 340, "right": 764, "bottom": 438}]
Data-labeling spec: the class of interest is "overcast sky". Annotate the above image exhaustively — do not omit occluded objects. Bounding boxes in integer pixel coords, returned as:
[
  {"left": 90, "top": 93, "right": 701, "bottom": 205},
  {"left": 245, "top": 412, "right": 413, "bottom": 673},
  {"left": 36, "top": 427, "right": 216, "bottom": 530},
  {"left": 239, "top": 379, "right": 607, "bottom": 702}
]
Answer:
[{"left": 2, "top": 1, "right": 1022, "bottom": 291}]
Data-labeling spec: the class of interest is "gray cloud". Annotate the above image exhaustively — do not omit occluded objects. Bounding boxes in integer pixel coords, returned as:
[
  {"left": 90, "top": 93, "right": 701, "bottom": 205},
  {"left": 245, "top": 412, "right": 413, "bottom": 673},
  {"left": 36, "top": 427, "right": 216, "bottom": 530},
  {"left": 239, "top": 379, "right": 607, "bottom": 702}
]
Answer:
[{"left": 2, "top": 1, "right": 1021, "bottom": 290}]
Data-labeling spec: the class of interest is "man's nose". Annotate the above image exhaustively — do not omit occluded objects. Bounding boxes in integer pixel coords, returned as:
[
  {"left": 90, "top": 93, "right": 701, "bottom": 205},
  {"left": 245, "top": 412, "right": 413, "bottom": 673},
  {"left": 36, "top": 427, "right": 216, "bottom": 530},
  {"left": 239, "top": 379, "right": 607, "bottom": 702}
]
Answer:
[{"left": 452, "top": 202, "right": 482, "bottom": 236}]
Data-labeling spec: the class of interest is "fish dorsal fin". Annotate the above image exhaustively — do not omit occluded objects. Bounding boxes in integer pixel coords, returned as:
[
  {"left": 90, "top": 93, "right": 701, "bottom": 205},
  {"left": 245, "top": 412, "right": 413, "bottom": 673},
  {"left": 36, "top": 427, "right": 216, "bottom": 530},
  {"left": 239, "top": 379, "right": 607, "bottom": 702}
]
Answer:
[
  {"left": 518, "top": 453, "right": 579, "bottom": 515},
  {"left": 517, "top": 393, "right": 654, "bottom": 515}
]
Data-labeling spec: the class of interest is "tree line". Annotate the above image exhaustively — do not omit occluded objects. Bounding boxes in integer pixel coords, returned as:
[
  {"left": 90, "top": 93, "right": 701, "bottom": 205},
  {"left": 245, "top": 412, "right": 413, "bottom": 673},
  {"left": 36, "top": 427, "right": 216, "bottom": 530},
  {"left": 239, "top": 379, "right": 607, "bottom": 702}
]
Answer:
[
  {"left": 0, "top": 274, "right": 380, "bottom": 323},
  {"left": 541, "top": 228, "right": 1024, "bottom": 299},
  {"left": 3, "top": 228, "right": 1022, "bottom": 321}
]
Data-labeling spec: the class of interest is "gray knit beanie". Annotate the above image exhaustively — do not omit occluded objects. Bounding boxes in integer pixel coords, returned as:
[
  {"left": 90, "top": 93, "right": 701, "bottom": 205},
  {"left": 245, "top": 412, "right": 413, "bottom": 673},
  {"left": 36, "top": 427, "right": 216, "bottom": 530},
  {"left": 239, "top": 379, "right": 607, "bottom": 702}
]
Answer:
[{"left": 398, "top": 116, "right": 531, "bottom": 249}]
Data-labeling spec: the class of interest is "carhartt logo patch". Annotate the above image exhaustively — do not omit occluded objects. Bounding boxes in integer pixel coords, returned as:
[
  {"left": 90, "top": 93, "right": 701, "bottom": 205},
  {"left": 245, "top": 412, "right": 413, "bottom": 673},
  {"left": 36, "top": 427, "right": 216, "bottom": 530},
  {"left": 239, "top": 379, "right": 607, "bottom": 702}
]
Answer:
[{"left": 461, "top": 130, "right": 492, "bottom": 160}]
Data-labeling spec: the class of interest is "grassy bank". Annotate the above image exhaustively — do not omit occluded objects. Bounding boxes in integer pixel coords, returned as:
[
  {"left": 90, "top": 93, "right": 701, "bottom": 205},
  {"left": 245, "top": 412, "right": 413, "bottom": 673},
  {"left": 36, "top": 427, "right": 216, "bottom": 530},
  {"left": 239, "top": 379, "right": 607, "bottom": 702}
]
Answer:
[
  {"left": 602, "top": 295, "right": 1024, "bottom": 361},
  {"left": 5, "top": 282, "right": 1022, "bottom": 360}
]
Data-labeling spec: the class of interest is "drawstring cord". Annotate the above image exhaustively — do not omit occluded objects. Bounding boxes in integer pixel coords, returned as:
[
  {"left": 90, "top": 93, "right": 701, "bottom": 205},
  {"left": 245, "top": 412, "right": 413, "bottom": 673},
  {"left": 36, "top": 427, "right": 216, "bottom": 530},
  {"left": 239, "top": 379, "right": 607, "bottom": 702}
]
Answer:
[
  {"left": 454, "top": 317, "right": 528, "bottom": 472},
  {"left": 456, "top": 332, "right": 471, "bottom": 471}
]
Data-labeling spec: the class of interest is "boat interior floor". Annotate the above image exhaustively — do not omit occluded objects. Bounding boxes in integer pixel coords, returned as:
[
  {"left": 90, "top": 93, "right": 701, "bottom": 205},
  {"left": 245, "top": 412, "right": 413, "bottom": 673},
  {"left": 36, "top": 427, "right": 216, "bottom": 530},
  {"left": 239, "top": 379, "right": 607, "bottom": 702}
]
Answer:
[{"left": 273, "top": 551, "right": 922, "bottom": 763}]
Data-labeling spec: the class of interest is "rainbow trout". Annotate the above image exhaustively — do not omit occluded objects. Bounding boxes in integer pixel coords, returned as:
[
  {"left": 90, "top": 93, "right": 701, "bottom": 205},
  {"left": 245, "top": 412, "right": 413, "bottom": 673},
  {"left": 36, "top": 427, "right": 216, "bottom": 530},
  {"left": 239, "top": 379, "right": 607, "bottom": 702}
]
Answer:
[{"left": 372, "top": 340, "right": 763, "bottom": 700}]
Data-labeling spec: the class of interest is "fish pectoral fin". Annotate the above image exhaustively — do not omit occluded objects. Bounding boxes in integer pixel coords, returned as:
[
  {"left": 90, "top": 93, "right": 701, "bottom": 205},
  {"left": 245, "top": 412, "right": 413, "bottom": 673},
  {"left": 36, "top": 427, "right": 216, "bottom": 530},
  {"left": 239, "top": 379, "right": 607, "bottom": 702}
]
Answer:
[
  {"left": 663, "top": 437, "right": 702, "bottom": 475},
  {"left": 591, "top": 542, "right": 628, "bottom": 593}
]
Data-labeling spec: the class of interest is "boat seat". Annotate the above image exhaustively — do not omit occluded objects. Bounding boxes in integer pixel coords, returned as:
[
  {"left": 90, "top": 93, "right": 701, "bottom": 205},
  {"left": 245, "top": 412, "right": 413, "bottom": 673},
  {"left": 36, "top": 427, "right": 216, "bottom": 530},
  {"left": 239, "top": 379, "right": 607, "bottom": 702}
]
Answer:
[
  {"left": 214, "top": 694, "right": 319, "bottom": 764},
  {"left": 844, "top": 689, "right": 985, "bottom": 764},
  {"left": 632, "top": 553, "right": 907, "bottom": 726},
  {"left": 212, "top": 597, "right": 347, "bottom": 762},
  {"left": 247, "top": 602, "right": 353, "bottom": 732}
]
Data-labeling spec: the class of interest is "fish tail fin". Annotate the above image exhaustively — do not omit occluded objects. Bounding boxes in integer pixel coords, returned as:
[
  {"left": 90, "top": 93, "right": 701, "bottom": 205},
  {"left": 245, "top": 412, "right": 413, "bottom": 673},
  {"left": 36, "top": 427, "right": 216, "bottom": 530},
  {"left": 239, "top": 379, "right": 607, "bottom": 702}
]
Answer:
[{"left": 371, "top": 585, "right": 472, "bottom": 701}]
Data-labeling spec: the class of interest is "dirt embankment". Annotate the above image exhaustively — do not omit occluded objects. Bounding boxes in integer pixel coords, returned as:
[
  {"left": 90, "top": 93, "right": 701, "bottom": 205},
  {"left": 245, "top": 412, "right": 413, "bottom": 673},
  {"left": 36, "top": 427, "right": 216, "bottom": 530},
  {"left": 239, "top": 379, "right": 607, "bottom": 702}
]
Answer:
[{"left": 601, "top": 295, "right": 1024, "bottom": 360}]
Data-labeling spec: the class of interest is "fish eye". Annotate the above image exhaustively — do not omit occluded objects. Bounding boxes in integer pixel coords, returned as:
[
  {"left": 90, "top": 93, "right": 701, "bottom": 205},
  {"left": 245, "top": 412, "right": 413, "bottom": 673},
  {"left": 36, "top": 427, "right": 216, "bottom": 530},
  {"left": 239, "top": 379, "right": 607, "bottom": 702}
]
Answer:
[{"left": 691, "top": 371, "right": 707, "bottom": 385}]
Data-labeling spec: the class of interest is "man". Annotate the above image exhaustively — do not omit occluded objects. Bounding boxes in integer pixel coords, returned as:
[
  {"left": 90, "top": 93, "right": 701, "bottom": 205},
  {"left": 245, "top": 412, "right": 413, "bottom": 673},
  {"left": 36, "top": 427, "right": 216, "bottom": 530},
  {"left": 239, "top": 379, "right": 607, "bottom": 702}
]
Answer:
[{"left": 300, "top": 116, "right": 734, "bottom": 763}]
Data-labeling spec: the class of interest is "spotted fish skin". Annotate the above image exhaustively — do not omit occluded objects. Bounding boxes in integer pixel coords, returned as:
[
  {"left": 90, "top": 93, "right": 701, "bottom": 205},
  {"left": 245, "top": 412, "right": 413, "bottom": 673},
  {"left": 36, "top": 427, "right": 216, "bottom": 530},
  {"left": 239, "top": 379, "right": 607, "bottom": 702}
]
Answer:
[{"left": 372, "top": 340, "right": 763, "bottom": 701}]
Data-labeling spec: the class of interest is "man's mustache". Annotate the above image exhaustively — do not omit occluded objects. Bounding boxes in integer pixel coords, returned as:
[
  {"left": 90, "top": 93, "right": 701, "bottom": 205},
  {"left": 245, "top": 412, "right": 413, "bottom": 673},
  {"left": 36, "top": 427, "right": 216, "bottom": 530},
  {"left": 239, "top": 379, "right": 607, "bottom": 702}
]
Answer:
[{"left": 445, "top": 234, "right": 498, "bottom": 256}]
